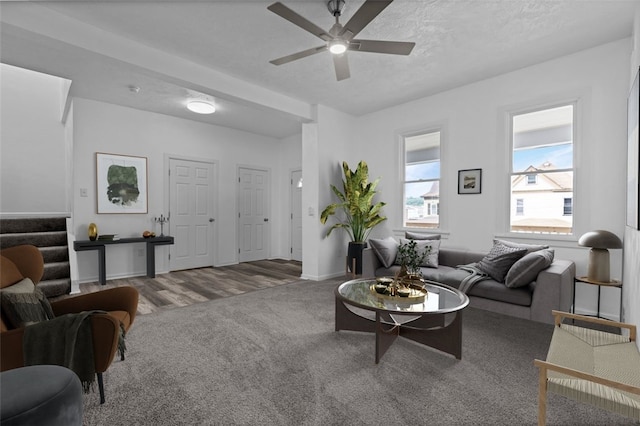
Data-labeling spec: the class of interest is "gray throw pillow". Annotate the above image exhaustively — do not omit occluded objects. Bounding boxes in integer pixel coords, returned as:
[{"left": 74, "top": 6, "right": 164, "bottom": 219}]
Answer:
[
  {"left": 0, "top": 278, "right": 55, "bottom": 328},
  {"left": 368, "top": 237, "right": 398, "bottom": 268},
  {"left": 405, "top": 231, "right": 441, "bottom": 241},
  {"left": 505, "top": 249, "right": 555, "bottom": 288},
  {"left": 495, "top": 239, "right": 548, "bottom": 254},
  {"left": 396, "top": 238, "right": 441, "bottom": 268},
  {"left": 477, "top": 241, "right": 528, "bottom": 282}
]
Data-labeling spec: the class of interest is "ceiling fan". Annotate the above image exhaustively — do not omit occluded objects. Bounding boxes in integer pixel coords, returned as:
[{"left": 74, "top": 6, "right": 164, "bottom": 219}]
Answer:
[{"left": 268, "top": 0, "right": 415, "bottom": 81}]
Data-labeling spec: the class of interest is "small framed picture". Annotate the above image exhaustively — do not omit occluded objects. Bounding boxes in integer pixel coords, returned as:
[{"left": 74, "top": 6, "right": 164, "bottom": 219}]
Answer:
[{"left": 458, "top": 168, "right": 482, "bottom": 194}]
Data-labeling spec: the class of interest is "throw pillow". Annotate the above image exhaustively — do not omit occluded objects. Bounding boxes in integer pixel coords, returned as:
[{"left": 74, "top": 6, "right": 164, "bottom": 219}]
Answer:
[
  {"left": 494, "top": 239, "right": 548, "bottom": 254},
  {"left": 505, "top": 249, "right": 555, "bottom": 288},
  {"left": 404, "top": 231, "right": 441, "bottom": 241},
  {"left": 368, "top": 237, "right": 399, "bottom": 268},
  {"left": 477, "top": 241, "right": 528, "bottom": 282},
  {"left": 396, "top": 238, "right": 441, "bottom": 269},
  {"left": 0, "top": 256, "right": 24, "bottom": 288},
  {"left": 0, "top": 278, "right": 55, "bottom": 328}
]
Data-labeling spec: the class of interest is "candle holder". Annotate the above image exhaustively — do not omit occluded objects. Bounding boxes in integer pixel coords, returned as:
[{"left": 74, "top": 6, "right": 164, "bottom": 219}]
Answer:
[{"left": 154, "top": 214, "right": 169, "bottom": 237}]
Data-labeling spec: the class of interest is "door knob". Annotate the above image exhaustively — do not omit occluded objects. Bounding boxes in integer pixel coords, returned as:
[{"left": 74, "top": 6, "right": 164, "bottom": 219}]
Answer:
[
  {"left": 264, "top": 218, "right": 269, "bottom": 222},
  {"left": 209, "top": 218, "right": 215, "bottom": 222}
]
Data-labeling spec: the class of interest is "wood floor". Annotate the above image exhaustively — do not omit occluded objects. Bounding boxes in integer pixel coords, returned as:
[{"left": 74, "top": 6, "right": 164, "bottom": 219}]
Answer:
[{"left": 67, "top": 259, "right": 302, "bottom": 316}]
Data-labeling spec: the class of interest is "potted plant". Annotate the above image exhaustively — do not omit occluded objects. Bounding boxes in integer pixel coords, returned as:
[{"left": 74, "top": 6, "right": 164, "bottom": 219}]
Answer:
[
  {"left": 397, "top": 239, "right": 429, "bottom": 277},
  {"left": 320, "top": 161, "right": 387, "bottom": 274}
]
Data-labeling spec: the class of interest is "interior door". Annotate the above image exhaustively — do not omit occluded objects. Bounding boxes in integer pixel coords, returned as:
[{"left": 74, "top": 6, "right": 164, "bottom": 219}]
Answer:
[
  {"left": 169, "top": 158, "right": 215, "bottom": 270},
  {"left": 238, "top": 167, "right": 270, "bottom": 262},
  {"left": 290, "top": 169, "right": 302, "bottom": 262}
]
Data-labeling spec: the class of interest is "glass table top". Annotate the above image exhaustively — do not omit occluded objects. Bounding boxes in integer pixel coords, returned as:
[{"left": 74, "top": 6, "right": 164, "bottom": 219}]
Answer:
[{"left": 336, "top": 278, "right": 469, "bottom": 314}]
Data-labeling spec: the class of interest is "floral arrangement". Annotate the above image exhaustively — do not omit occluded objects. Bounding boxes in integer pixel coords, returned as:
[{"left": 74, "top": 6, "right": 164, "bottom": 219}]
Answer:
[{"left": 397, "top": 240, "right": 430, "bottom": 276}]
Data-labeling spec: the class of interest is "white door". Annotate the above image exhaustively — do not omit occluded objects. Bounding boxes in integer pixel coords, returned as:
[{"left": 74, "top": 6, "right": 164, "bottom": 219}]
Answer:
[
  {"left": 169, "top": 158, "right": 215, "bottom": 271},
  {"left": 290, "top": 169, "right": 302, "bottom": 262},
  {"left": 238, "top": 167, "right": 270, "bottom": 262}
]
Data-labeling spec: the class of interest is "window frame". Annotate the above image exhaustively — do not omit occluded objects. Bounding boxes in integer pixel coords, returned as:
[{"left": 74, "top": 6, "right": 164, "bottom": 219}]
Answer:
[
  {"left": 504, "top": 99, "right": 579, "bottom": 237},
  {"left": 400, "top": 126, "right": 445, "bottom": 231}
]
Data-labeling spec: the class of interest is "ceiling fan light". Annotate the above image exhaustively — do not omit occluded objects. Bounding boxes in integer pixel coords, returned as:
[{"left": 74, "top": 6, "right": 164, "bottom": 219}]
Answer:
[
  {"left": 329, "top": 40, "right": 347, "bottom": 55},
  {"left": 187, "top": 101, "right": 216, "bottom": 114}
]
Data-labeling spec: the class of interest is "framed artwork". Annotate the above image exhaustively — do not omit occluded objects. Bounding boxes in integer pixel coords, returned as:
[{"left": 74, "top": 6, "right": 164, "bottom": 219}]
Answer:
[
  {"left": 96, "top": 153, "right": 148, "bottom": 214},
  {"left": 458, "top": 168, "right": 482, "bottom": 194},
  {"left": 627, "top": 67, "right": 639, "bottom": 229}
]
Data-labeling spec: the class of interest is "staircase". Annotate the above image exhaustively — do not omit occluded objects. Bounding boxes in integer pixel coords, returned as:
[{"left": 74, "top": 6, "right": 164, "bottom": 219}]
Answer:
[{"left": 0, "top": 217, "right": 72, "bottom": 297}]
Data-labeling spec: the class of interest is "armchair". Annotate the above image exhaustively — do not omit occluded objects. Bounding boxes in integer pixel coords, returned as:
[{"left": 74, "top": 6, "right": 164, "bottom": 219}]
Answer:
[{"left": 0, "top": 245, "right": 139, "bottom": 404}]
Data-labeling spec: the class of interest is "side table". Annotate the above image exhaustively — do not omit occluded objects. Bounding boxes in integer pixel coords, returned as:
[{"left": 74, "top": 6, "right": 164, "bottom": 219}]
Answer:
[{"left": 572, "top": 276, "right": 622, "bottom": 320}]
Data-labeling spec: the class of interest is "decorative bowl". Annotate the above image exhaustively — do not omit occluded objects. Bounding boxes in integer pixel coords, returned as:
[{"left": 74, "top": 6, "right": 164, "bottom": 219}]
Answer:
[
  {"left": 374, "top": 283, "right": 388, "bottom": 294},
  {"left": 397, "top": 288, "right": 411, "bottom": 297}
]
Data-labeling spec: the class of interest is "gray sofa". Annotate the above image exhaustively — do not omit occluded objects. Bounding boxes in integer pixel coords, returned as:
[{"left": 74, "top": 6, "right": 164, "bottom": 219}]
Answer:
[{"left": 361, "top": 245, "right": 575, "bottom": 325}]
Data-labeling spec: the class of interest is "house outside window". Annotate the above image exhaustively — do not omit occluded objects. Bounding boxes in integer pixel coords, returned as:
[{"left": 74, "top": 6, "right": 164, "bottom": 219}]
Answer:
[
  {"left": 563, "top": 197, "right": 573, "bottom": 216},
  {"left": 403, "top": 131, "right": 440, "bottom": 228},
  {"left": 510, "top": 104, "right": 574, "bottom": 234}
]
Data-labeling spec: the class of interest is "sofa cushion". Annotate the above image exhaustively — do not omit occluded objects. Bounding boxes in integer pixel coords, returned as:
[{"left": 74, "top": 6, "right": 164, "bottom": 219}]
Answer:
[
  {"left": 0, "top": 278, "right": 55, "bottom": 328},
  {"left": 405, "top": 231, "right": 441, "bottom": 240},
  {"left": 376, "top": 265, "right": 533, "bottom": 306},
  {"left": 467, "top": 279, "right": 533, "bottom": 306},
  {"left": 495, "top": 239, "right": 548, "bottom": 253},
  {"left": 0, "top": 256, "right": 24, "bottom": 289},
  {"left": 368, "top": 237, "right": 398, "bottom": 268},
  {"left": 505, "top": 249, "right": 555, "bottom": 288},
  {"left": 477, "top": 240, "right": 527, "bottom": 282},
  {"left": 420, "top": 266, "right": 470, "bottom": 287}
]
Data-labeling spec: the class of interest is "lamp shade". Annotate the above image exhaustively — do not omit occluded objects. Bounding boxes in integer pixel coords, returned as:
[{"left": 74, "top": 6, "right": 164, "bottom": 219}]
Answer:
[{"left": 578, "top": 230, "right": 622, "bottom": 249}]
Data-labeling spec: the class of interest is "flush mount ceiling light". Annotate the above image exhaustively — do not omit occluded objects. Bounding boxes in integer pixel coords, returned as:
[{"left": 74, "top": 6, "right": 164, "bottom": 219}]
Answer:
[{"left": 187, "top": 101, "right": 216, "bottom": 114}]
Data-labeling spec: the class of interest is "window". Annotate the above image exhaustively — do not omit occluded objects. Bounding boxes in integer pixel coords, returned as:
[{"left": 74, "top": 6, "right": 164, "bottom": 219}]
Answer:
[
  {"left": 403, "top": 131, "right": 440, "bottom": 228},
  {"left": 510, "top": 104, "right": 574, "bottom": 234},
  {"left": 563, "top": 198, "right": 573, "bottom": 216}
]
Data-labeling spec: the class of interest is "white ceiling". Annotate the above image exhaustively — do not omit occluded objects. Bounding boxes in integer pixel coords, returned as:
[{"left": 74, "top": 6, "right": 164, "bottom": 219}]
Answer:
[{"left": 1, "top": 1, "right": 637, "bottom": 139}]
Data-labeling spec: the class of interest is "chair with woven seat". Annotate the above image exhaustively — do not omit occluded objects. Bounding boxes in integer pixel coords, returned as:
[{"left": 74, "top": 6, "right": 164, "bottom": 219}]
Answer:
[
  {"left": 0, "top": 244, "right": 139, "bottom": 404},
  {"left": 534, "top": 310, "right": 640, "bottom": 425}
]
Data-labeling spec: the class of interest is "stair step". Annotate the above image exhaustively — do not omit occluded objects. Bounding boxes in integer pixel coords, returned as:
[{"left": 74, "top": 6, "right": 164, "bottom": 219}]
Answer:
[
  {"left": 39, "top": 246, "right": 69, "bottom": 263},
  {"left": 0, "top": 231, "right": 68, "bottom": 249},
  {"left": 42, "top": 261, "right": 71, "bottom": 281},
  {"left": 0, "top": 217, "right": 67, "bottom": 234},
  {"left": 38, "top": 278, "right": 71, "bottom": 299},
  {"left": 0, "top": 217, "right": 72, "bottom": 298}
]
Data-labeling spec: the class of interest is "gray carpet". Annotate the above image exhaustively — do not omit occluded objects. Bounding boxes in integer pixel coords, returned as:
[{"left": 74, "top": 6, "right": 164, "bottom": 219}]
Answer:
[{"left": 83, "top": 278, "right": 636, "bottom": 425}]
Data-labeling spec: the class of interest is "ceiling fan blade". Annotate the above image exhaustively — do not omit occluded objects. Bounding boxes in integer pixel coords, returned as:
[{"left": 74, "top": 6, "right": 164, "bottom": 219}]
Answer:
[
  {"left": 333, "top": 54, "right": 350, "bottom": 81},
  {"left": 270, "top": 45, "right": 327, "bottom": 66},
  {"left": 268, "top": 2, "right": 332, "bottom": 41},
  {"left": 350, "top": 39, "right": 415, "bottom": 55},
  {"left": 339, "top": 0, "right": 393, "bottom": 40}
]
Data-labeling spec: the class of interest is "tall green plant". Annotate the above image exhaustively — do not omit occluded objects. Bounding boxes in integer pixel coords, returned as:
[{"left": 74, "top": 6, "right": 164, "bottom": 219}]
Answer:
[{"left": 320, "top": 161, "right": 387, "bottom": 242}]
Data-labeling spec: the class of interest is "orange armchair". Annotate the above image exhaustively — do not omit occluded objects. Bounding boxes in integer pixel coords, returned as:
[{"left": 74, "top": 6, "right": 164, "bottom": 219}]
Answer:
[{"left": 0, "top": 245, "right": 139, "bottom": 403}]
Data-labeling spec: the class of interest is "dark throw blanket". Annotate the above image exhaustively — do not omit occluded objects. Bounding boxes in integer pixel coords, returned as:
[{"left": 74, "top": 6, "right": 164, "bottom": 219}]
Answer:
[
  {"left": 22, "top": 311, "right": 118, "bottom": 392},
  {"left": 456, "top": 263, "right": 490, "bottom": 293}
]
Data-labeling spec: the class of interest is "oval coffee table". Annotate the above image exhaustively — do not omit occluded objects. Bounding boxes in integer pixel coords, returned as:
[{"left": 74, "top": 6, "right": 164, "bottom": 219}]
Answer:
[{"left": 335, "top": 278, "right": 469, "bottom": 363}]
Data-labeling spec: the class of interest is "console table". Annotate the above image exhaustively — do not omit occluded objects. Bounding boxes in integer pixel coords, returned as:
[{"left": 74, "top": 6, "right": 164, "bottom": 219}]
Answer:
[{"left": 74, "top": 236, "right": 174, "bottom": 285}]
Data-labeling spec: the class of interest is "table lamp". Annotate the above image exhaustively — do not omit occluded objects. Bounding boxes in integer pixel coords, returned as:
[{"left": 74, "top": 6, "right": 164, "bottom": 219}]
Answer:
[{"left": 578, "top": 230, "right": 623, "bottom": 282}]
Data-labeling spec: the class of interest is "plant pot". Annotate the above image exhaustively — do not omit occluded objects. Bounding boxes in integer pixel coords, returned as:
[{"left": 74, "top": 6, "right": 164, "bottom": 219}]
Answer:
[{"left": 347, "top": 241, "right": 368, "bottom": 275}]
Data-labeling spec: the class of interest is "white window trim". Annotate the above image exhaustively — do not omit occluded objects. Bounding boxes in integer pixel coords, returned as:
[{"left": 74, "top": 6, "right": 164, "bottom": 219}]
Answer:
[
  {"left": 496, "top": 91, "right": 589, "bottom": 242},
  {"left": 397, "top": 121, "right": 449, "bottom": 232}
]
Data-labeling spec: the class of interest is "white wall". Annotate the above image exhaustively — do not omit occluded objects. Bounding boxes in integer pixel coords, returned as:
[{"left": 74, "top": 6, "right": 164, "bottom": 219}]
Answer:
[
  {"left": 72, "top": 98, "right": 293, "bottom": 282},
  {"left": 624, "top": 6, "right": 640, "bottom": 348},
  {"left": 352, "top": 39, "right": 631, "bottom": 319},
  {"left": 0, "top": 64, "right": 69, "bottom": 214},
  {"left": 302, "top": 105, "right": 355, "bottom": 279}
]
